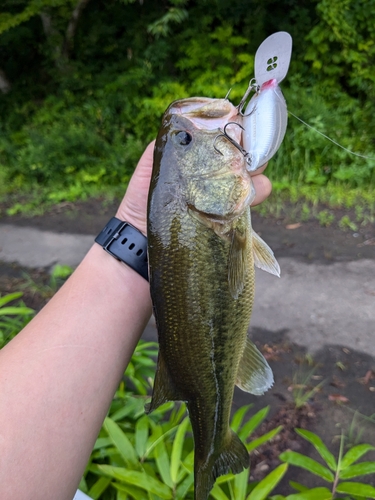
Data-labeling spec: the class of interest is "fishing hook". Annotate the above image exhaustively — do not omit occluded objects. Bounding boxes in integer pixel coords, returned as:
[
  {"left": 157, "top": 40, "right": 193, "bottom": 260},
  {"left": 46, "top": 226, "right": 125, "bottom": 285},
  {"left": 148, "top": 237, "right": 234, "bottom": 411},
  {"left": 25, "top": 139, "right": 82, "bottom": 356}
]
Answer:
[{"left": 213, "top": 122, "right": 251, "bottom": 163}]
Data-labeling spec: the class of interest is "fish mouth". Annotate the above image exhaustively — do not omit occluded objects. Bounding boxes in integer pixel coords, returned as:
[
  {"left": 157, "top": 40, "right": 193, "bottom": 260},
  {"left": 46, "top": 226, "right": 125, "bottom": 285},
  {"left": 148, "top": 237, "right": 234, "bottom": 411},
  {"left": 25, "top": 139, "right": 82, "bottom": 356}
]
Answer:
[{"left": 169, "top": 97, "right": 242, "bottom": 132}]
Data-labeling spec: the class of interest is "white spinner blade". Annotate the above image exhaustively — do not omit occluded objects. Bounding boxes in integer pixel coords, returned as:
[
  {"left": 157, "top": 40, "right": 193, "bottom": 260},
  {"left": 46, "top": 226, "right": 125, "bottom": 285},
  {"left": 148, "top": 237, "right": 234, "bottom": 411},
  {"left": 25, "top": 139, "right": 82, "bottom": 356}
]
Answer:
[{"left": 254, "top": 32, "right": 292, "bottom": 86}]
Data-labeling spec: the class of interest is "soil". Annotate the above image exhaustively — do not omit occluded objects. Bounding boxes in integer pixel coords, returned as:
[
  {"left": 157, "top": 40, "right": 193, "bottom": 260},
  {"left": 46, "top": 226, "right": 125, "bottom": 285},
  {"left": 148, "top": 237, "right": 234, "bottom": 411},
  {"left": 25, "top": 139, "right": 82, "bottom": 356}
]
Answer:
[
  {"left": 1, "top": 197, "right": 374, "bottom": 263},
  {"left": 1, "top": 198, "right": 375, "bottom": 495}
]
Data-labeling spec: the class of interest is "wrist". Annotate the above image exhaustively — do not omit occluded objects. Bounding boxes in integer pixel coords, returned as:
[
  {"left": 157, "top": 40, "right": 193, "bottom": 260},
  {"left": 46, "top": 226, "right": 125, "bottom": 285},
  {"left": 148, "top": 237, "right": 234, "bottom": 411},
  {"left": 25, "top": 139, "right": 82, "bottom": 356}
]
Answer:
[
  {"left": 95, "top": 217, "right": 148, "bottom": 282},
  {"left": 86, "top": 243, "right": 152, "bottom": 325},
  {"left": 115, "top": 207, "right": 147, "bottom": 237}
]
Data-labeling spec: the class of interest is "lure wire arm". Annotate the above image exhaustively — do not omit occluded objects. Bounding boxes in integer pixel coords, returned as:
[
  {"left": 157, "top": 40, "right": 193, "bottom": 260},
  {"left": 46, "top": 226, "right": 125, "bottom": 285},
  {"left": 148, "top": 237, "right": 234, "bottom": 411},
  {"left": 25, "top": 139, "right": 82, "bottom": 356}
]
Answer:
[{"left": 237, "top": 78, "right": 259, "bottom": 115}]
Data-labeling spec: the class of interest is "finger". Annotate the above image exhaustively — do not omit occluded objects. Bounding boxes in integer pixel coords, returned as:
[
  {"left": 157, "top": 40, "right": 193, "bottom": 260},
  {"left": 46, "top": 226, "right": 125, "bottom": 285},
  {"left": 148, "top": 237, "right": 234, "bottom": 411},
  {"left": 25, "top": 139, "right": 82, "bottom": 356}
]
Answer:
[
  {"left": 136, "top": 140, "right": 155, "bottom": 173},
  {"left": 251, "top": 174, "right": 272, "bottom": 206}
]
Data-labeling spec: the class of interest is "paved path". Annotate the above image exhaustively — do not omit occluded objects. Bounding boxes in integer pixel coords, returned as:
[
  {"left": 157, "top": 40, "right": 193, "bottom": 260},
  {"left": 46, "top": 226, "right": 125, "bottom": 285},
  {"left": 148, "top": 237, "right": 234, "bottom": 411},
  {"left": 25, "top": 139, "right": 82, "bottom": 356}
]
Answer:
[
  {"left": 1, "top": 223, "right": 374, "bottom": 356},
  {"left": 0, "top": 224, "right": 93, "bottom": 268}
]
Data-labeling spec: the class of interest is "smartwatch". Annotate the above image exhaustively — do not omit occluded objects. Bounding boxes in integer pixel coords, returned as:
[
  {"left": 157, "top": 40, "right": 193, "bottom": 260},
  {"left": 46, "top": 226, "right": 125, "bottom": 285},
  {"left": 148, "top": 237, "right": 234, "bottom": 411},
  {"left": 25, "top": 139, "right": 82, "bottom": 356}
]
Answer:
[{"left": 95, "top": 217, "right": 148, "bottom": 281}]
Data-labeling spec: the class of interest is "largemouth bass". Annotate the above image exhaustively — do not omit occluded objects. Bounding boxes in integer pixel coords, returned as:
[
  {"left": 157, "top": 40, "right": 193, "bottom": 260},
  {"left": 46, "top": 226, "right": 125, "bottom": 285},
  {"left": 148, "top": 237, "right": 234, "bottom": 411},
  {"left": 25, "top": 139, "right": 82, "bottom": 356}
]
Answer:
[{"left": 147, "top": 96, "right": 280, "bottom": 500}]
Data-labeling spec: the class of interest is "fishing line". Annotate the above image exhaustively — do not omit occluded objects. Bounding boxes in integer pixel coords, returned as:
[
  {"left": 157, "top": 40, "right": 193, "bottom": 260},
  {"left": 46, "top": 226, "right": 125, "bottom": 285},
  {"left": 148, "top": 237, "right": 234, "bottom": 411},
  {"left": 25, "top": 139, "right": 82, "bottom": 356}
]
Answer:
[{"left": 289, "top": 110, "right": 375, "bottom": 161}]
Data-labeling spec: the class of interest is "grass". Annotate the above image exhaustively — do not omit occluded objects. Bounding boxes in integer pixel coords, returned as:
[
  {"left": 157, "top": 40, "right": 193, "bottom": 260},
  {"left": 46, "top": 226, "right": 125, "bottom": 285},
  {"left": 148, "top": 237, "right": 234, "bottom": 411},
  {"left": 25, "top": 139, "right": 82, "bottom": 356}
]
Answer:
[
  {"left": 1, "top": 175, "right": 374, "bottom": 231},
  {"left": 254, "top": 182, "right": 375, "bottom": 229}
]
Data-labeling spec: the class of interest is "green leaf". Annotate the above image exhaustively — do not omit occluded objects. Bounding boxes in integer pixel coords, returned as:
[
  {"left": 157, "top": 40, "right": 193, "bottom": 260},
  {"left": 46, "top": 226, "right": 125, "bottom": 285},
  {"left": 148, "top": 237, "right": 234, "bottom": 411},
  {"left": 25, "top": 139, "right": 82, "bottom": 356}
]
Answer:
[
  {"left": 116, "top": 490, "right": 127, "bottom": 500},
  {"left": 239, "top": 406, "right": 269, "bottom": 441},
  {"left": 210, "top": 483, "right": 231, "bottom": 500},
  {"left": 88, "top": 476, "right": 112, "bottom": 499},
  {"left": 339, "top": 461, "right": 375, "bottom": 479},
  {"left": 0, "top": 292, "right": 23, "bottom": 307},
  {"left": 216, "top": 473, "right": 236, "bottom": 485},
  {"left": 247, "top": 426, "right": 282, "bottom": 453},
  {"left": 295, "top": 429, "right": 337, "bottom": 471},
  {"left": 170, "top": 416, "right": 190, "bottom": 484},
  {"left": 340, "top": 444, "right": 375, "bottom": 469},
  {"left": 231, "top": 404, "right": 253, "bottom": 433},
  {"left": 170, "top": 402, "right": 188, "bottom": 426},
  {"left": 289, "top": 481, "right": 308, "bottom": 492},
  {"left": 233, "top": 468, "right": 249, "bottom": 500},
  {"left": 145, "top": 424, "right": 178, "bottom": 458},
  {"left": 93, "top": 437, "right": 112, "bottom": 451},
  {"left": 0, "top": 306, "right": 34, "bottom": 316},
  {"left": 135, "top": 415, "right": 149, "bottom": 458},
  {"left": 179, "top": 450, "right": 194, "bottom": 477},
  {"left": 336, "top": 482, "right": 375, "bottom": 497},
  {"left": 279, "top": 451, "right": 334, "bottom": 482},
  {"left": 98, "top": 465, "right": 172, "bottom": 499},
  {"left": 175, "top": 471, "right": 194, "bottom": 500},
  {"left": 113, "top": 481, "right": 149, "bottom": 500},
  {"left": 247, "top": 463, "right": 288, "bottom": 500},
  {"left": 110, "top": 396, "right": 145, "bottom": 422},
  {"left": 285, "top": 487, "right": 332, "bottom": 499},
  {"left": 78, "top": 476, "right": 88, "bottom": 493},
  {"left": 104, "top": 417, "right": 140, "bottom": 469},
  {"left": 153, "top": 426, "right": 173, "bottom": 488}
]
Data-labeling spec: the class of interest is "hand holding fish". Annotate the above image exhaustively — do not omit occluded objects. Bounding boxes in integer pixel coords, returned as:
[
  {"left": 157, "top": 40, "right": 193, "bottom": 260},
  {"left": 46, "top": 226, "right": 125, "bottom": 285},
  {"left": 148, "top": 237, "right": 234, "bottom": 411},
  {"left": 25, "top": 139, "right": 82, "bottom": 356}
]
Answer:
[{"left": 116, "top": 141, "right": 272, "bottom": 238}]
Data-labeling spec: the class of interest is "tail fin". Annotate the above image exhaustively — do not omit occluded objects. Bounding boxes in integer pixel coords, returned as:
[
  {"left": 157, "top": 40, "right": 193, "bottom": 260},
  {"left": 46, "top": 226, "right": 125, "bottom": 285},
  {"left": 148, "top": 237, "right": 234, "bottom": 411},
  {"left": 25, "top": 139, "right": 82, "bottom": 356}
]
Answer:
[{"left": 194, "top": 430, "right": 249, "bottom": 500}]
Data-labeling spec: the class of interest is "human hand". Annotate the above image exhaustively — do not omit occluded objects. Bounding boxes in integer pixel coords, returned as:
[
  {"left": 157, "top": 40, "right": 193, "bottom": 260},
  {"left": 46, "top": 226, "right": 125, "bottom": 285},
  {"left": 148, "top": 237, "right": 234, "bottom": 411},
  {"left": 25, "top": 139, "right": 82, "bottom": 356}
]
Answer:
[
  {"left": 117, "top": 141, "right": 272, "bottom": 236},
  {"left": 116, "top": 141, "right": 156, "bottom": 235}
]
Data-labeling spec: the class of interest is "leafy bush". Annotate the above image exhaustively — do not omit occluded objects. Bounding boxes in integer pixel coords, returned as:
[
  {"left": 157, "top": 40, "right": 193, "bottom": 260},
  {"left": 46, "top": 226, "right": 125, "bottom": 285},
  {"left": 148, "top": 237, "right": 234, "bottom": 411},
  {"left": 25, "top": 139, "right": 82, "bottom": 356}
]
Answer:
[
  {"left": 1, "top": 0, "right": 375, "bottom": 213},
  {"left": 280, "top": 429, "right": 375, "bottom": 499}
]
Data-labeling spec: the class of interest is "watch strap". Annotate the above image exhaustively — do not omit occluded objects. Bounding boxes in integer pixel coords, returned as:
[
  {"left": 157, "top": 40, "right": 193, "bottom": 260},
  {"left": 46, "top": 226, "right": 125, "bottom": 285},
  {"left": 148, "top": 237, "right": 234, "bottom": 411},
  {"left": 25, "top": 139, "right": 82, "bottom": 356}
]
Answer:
[{"left": 95, "top": 217, "right": 148, "bottom": 281}]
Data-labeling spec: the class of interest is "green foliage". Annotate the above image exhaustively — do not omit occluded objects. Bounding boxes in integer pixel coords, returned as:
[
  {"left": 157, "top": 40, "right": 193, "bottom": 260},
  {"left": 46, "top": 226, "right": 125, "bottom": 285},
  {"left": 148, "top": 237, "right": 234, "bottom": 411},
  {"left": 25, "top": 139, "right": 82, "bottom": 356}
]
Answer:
[
  {"left": 83, "top": 399, "right": 285, "bottom": 500},
  {"left": 2, "top": 291, "right": 375, "bottom": 499},
  {"left": 0, "top": 292, "right": 34, "bottom": 348},
  {"left": 0, "top": 0, "right": 374, "bottom": 212},
  {"left": 279, "top": 430, "right": 375, "bottom": 499}
]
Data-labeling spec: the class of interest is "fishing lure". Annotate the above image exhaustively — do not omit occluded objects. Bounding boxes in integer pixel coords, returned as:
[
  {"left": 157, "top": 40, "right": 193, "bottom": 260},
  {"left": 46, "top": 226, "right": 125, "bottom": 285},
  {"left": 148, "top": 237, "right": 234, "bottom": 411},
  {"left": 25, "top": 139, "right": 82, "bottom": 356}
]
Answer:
[
  {"left": 241, "top": 32, "right": 292, "bottom": 171},
  {"left": 242, "top": 78, "right": 288, "bottom": 172}
]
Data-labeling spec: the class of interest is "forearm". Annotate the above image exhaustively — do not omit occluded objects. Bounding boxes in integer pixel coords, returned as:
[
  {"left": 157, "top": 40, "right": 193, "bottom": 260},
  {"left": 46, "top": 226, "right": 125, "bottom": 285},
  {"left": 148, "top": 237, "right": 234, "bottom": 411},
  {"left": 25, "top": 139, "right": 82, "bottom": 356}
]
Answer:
[{"left": 0, "top": 243, "right": 152, "bottom": 500}]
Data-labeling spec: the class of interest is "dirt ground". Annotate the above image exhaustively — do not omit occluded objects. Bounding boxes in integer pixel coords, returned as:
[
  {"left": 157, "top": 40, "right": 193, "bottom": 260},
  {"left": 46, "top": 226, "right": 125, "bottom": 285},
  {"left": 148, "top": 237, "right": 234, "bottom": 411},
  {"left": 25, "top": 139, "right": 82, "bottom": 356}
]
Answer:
[{"left": 1, "top": 198, "right": 375, "bottom": 494}]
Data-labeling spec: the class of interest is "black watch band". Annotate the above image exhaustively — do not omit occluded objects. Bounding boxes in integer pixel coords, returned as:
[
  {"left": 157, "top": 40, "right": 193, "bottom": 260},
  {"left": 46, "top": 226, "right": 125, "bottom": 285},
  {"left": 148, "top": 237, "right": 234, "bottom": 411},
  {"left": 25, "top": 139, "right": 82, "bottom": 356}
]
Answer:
[{"left": 95, "top": 217, "right": 148, "bottom": 281}]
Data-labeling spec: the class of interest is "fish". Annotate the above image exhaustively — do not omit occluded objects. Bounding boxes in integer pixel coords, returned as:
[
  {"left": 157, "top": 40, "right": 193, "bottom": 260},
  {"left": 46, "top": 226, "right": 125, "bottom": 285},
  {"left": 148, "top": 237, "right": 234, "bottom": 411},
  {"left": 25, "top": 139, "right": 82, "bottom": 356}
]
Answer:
[{"left": 146, "top": 95, "right": 280, "bottom": 500}]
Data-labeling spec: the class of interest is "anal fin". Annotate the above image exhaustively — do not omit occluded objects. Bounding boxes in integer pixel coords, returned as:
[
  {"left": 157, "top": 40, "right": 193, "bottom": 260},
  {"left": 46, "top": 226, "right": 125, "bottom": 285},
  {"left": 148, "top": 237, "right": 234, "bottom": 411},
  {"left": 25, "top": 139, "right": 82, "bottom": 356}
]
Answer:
[
  {"left": 252, "top": 231, "right": 280, "bottom": 277},
  {"left": 236, "top": 337, "right": 274, "bottom": 395},
  {"left": 145, "top": 351, "right": 182, "bottom": 413}
]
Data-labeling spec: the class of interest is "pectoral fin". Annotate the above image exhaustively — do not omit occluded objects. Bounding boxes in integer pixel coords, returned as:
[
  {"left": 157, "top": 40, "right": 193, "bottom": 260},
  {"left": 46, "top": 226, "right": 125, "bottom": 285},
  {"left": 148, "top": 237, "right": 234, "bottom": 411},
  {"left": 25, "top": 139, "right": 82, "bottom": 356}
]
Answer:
[
  {"left": 252, "top": 231, "right": 280, "bottom": 277},
  {"left": 145, "top": 351, "right": 183, "bottom": 413},
  {"left": 236, "top": 337, "right": 274, "bottom": 395},
  {"left": 228, "top": 228, "right": 248, "bottom": 299}
]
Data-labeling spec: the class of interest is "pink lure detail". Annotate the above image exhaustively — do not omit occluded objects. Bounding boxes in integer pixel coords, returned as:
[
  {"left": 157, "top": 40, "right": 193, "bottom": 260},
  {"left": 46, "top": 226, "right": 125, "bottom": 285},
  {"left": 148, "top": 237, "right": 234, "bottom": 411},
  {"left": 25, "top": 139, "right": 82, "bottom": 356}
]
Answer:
[{"left": 260, "top": 79, "right": 278, "bottom": 90}]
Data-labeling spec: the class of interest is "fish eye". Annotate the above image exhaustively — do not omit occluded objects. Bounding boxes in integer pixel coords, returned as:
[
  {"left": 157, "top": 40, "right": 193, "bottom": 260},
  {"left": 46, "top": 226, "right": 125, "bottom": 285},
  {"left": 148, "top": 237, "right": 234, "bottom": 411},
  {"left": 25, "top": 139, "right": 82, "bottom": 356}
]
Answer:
[{"left": 175, "top": 131, "right": 192, "bottom": 146}]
